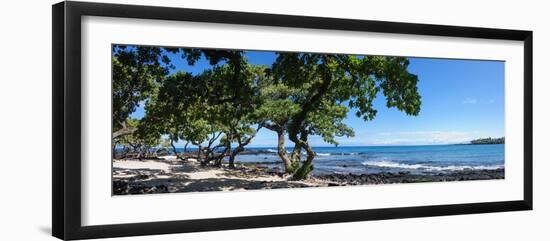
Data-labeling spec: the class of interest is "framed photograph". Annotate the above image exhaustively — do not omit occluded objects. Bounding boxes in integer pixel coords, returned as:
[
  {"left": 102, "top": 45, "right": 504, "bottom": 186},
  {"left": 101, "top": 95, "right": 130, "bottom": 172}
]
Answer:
[{"left": 52, "top": 1, "right": 533, "bottom": 240}]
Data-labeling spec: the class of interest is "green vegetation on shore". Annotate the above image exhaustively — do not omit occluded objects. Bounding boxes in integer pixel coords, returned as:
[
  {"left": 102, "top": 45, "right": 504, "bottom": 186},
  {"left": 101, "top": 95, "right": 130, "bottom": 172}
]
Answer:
[
  {"left": 112, "top": 45, "right": 422, "bottom": 180},
  {"left": 470, "top": 137, "right": 505, "bottom": 145}
]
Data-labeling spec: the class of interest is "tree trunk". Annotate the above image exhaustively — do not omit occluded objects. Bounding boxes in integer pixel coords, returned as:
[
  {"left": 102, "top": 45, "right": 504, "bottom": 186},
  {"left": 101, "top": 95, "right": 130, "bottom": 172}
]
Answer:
[
  {"left": 291, "top": 144, "right": 301, "bottom": 163},
  {"left": 209, "top": 139, "right": 231, "bottom": 168},
  {"left": 276, "top": 129, "right": 293, "bottom": 173},
  {"left": 291, "top": 131, "right": 308, "bottom": 162},
  {"left": 197, "top": 144, "right": 203, "bottom": 165},
  {"left": 228, "top": 146, "right": 244, "bottom": 168},
  {"left": 213, "top": 144, "right": 229, "bottom": 167},
  {"left": 112, "top": 127, "right": 137, "bottom": 139},
  {"left": 228, "top": 151, "right": 237, "bottom": 168},
  {"left": 112, "top": 145, "right": 117, "bottom": 159},
  {"left": 201, "top": 132, "right": 223, "bottom": 165},
  {"left": 170, "top": 138, "right": 178, "bottom": 159},
  {"left": 122, "top": 146, "right": 129, "bottom": 159},
  {"left": 183, "top": 142, "right": 189, "bottom": 153},
  {"left": 293, "top": 140, "right": 316, "bottom": 180},
  {"left": 288, "top": 55, "right": 333, "bottom": 145}
]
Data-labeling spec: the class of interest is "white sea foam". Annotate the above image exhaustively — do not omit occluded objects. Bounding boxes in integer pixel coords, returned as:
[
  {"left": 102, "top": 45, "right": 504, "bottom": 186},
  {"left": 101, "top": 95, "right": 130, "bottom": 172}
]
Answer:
[
  {"left": 266, "top": 149, "right": 278, "bottom": 153},
  {"left": 317, "top": 153, "right": 331, "bottom": 156},
  {"left": 159, "top": 155, "right": 178, "bottom": 160},
  {"left": 361, "top": 160, "right": 503, "bottom": 171}
]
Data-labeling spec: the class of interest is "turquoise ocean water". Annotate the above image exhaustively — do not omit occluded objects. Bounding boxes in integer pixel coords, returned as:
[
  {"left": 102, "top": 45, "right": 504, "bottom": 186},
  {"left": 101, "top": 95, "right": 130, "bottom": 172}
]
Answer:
[{"left": 229, "top": 144, "right": 504, "bottom": 175}]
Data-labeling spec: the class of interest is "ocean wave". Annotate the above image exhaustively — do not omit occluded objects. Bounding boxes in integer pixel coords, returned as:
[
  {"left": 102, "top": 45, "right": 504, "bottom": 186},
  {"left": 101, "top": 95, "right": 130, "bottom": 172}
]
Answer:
[
  {"left": 361, "top": 160, "right": 503, "bottom": 171},
  {"left": 261, "top": 150, "right": 361, "bottom": 156},
  {"left": 316, "top": 152, "right": 360, "bottom": 156},
  {"left": 331, "top": 152, "right": 359, "bottom": 156}
]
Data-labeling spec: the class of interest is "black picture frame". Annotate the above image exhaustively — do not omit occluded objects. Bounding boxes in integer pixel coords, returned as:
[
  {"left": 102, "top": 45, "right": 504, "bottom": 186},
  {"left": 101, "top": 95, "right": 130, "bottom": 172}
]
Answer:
[{"left": 52, "top": 1, "right": 533, "bottom": 240}]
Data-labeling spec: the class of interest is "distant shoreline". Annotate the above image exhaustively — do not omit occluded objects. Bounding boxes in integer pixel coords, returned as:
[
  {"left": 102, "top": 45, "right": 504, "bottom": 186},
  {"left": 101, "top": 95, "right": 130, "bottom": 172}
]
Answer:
[{"left": 452, "top": 143, "right": 505, "bottom": 146}]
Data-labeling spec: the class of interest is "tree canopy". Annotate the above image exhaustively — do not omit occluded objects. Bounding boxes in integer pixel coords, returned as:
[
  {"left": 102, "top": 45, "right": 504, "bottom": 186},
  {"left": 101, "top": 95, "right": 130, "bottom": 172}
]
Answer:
[
  {"left": 112, "top": 45, "right": 171, "bottom": 138},
  {"left": 112, "top": 45, "right": 422, "bottom": 180},
  {"left": 255, "top": 53, "right": 421, "bottom": 179}
]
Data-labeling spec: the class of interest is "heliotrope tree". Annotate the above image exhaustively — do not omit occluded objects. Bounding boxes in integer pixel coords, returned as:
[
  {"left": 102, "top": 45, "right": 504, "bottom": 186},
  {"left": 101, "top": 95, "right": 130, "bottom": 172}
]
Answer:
[
  {"left": 258, "top": 53, "right": 421, "bottom": 179},
  {"left": 138, "top": 53, "right": 268, "bottom": 167},
  {"left": 115, "top": 118, "right": 161, "bottom": 159},
  {"left": 138, "top": 71, "right": 211, "bottom": 160},
  {"left": 112, "top": 46, "right": 422, "bottom": 179},
  {"left": 111, "top": 45, "right": 171, "bottom": 139}
]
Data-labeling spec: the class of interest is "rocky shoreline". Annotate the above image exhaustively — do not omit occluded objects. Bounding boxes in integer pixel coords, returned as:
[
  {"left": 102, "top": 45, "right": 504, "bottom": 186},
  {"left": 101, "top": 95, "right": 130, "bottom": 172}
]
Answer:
[
  {"left": 314, "top": 168, "right": 504, "bottom": 186},
  {"left": 112, "top": 159, "right": 505, "bottom": 195}
]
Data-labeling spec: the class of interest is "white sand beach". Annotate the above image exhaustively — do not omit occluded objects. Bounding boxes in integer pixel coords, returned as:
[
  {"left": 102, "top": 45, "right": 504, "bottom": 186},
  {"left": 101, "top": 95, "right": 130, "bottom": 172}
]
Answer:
[
  {"left": 112, "top": 157, "right": 504, "bottom": 195},
  {"left": 112, "top": 158, "right": 324, "bottom": 194}
]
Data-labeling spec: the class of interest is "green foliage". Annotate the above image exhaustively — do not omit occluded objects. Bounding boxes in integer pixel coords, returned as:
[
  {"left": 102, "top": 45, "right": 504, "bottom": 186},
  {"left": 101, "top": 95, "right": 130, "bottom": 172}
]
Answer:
[
  {"left": 159, "top": 137, "right": 172, "bottom": 149},
  {"left": 116, "top": 118, "right": 161, "bottom": 157},
  {"left": 263, "top": 53, "right": 422, "bottom": 179},
  {"left": 112, "top": 46, "right": 422, "bottom": 177},
  {"left": 307, "top": 100, "right": 355, "bottom": 145},
  {"left": 141, "top": 71, "right": 211, "bottom": 146},
  {"left": 115, "top": 118, "right": 141, "bottom": 148},
  {"left": 112, "top": 45, "right": 171, "bottom": 130},
  {"left": 252, "top": 83, "right": 302, "bottom": 125}
]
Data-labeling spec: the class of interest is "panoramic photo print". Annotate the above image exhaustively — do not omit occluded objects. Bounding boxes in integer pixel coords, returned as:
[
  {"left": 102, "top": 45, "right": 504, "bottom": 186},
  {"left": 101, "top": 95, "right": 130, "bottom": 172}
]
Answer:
[{"left": 111, "top": 44, "right": 505, "bottom": 195}]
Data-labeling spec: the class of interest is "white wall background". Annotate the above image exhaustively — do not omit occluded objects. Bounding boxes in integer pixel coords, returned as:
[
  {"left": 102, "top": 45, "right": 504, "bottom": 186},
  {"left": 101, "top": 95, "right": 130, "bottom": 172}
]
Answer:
[{"left": 0, "top": 0, "right": 547, "bottom": 240}]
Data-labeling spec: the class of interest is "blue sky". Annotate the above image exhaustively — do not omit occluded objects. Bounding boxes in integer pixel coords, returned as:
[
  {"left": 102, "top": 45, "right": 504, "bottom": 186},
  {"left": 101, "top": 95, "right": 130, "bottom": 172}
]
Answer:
[{"left": 129, "top": 50, "right": 504, "bottom": 147}]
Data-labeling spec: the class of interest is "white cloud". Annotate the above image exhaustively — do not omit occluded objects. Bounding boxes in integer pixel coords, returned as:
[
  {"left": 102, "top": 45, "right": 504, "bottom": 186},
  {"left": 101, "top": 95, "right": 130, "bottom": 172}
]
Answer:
[
  {"left": 462, "top": 98, "right": 478, "bottom": 104},
  {"left": 243, "top": 129, "right": 487, "bottom": 147},
  {"left": 367, "top": 131, "right": 479, "bottom": 145}
]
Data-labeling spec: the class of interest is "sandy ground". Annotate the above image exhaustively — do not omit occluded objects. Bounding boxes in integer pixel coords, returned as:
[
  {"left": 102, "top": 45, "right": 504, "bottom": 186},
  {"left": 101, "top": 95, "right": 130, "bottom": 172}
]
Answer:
[
  {"left": 112, "top": 158, "right": 504, "bottom": 195},
  {"left": 112, "top": 159, "right": 322, "bottom": 194},
  {"left": 113, "top": 159, "right": 287, "bottom": 181},
  {"left": 113, "top": 160, "right": 173, "bottom": 172}
]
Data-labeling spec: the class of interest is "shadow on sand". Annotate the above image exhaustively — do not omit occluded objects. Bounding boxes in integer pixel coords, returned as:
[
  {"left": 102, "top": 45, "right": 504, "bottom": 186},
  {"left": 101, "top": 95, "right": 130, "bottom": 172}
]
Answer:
[{"left": 113, "top": 176, "right": 311, "bottom": 195}]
